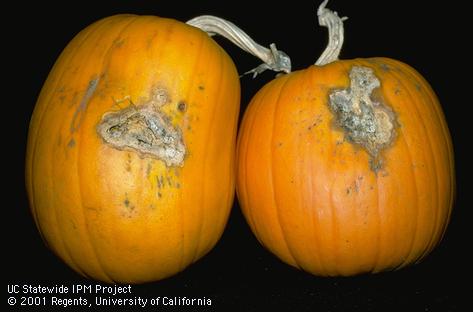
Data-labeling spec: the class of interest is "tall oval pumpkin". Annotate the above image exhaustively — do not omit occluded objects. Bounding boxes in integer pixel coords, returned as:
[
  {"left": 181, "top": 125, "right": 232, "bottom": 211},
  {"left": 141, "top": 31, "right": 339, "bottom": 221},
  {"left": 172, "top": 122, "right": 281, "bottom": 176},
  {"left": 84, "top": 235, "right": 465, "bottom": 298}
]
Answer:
[
  {"left": 26, "top": 15, "right": 240, "bottom": 283},
  {"left": 236, "top": 3, "right": 455, "bottom": 276}
]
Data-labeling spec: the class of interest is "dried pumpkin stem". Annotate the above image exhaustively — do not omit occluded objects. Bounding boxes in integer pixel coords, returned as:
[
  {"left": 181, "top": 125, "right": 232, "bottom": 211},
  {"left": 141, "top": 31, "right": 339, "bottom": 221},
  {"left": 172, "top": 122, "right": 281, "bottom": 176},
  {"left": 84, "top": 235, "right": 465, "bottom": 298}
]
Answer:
[
  {"left": 186, "top": 15, "right": 291, "bottom": 78},
  {"left": 315, "top": 0, "right": 348, "bottom": 66}
]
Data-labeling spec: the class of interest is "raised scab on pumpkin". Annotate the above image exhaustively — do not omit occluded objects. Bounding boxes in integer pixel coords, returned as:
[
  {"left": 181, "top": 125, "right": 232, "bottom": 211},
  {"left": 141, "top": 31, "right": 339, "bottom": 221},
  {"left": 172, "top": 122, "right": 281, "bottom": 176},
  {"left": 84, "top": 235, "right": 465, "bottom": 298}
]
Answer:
[
  {"left": 329, "top": 66, "right": 397, "bottom": 171},
  {"left": 97, "top": 88, "right": 186, "bottom": 167}
]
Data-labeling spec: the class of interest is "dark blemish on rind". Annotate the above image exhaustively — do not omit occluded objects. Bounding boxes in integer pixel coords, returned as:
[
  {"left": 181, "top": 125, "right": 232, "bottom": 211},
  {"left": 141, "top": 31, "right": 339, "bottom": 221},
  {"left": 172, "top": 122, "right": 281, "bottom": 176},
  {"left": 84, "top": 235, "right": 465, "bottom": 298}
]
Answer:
[
  {"left": 67, "top": 138, "right": 76, "bottom": 148},
  {"left": 353, "top": 181, "right": 359, "bottom": 193},
  {"left": 146, "top": 31, "right": 158, "bottom": 49},
  {"left": 123, "top": 197, "right": 135, "bottom": 211},
  {"left": 156, "top": 176, "right": 162, "bottom": 188},
  {"left": 380, "top": 63, "right": 390, "bottom": 72},
  {"left": 176, "top": 183, "right": 181, "bottom": 189},
  {"left": 177, "top": 101, "right": 187, "bottom": 113},
  {"left": 346, "top": 177, "right": 362, "bottom": 195},
  {"left": 198, "top": 85, "right": 205, "bottom": 90},
  {"left": 113, "top": 38, "right": 125, "bottom": 48},
  {"left": 369, "top": 158, "right": 383, "bottom": 173},
  {"left": 157, "top": 192, "right": 162, "bottom": 198},
  {"left": 308, "top": 115, "right": 323, "bottom": 131},
  {"left": 166, "top": 176, "right": 172, "bottom": 187},
  {"left": 146, "top": 162, "right": 152, "bottom": 177},
  {"left": 71, "top": 76, "right": 100, "bottom": 133},
  {"left": 415, "top": 83, "right": 422, "bottom": 91},
  {"left": 69, "top": 92, "right": 78, "bottom": 108},
  {"left": 126, "top": 153, "right": 132, "bottom": 172}
]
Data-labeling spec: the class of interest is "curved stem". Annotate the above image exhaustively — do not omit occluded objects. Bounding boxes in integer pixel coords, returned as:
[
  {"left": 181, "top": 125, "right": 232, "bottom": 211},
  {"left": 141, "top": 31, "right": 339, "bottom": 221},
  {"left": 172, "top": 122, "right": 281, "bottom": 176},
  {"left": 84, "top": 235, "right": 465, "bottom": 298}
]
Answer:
[
  {"left": 187, "top": 15, "right": 291, "bottom": 78},
  {"left": 315, "top": 0, "right": 348, "bottom": 66}
]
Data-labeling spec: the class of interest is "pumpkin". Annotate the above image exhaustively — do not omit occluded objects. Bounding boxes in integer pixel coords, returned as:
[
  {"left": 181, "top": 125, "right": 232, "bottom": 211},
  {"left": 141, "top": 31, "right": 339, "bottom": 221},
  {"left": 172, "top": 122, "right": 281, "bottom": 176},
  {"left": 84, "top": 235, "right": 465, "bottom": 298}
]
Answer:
[
  {"left": 25, "top": 14, "right": 240, "bottom": 283},
  {"left": 236, "top": 2, "right": 455, "bottom": 276}
]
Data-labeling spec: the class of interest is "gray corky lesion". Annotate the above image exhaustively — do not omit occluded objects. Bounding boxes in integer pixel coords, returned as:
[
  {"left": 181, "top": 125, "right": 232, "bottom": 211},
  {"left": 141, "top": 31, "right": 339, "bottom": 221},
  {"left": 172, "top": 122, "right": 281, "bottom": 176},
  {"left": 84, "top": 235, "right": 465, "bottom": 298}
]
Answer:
[
  {"left": 97, "top": 105, "right": 185, "bottom": 167},
  {"left": 329, "top": 66, "right": 396, "bottom": 169}
]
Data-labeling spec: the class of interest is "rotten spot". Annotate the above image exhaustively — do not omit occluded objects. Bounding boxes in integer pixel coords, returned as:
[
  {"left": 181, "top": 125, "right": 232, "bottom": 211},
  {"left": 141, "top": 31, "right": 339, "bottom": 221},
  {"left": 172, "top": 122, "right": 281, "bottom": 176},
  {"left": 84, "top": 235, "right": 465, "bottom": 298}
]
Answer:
[
  {"left": 97, "top": 101, "right": 185, "bottom": 167},
  {"left": 329, "top": 66, "right": 397, "bottom": 171}
]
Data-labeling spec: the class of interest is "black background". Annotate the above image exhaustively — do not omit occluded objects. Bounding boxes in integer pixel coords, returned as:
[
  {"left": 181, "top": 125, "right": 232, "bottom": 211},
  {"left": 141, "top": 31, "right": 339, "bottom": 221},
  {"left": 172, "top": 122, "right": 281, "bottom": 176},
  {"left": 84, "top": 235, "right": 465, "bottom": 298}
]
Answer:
[{"left": 7, "top": 0, "right": 468, "bottom": 311}]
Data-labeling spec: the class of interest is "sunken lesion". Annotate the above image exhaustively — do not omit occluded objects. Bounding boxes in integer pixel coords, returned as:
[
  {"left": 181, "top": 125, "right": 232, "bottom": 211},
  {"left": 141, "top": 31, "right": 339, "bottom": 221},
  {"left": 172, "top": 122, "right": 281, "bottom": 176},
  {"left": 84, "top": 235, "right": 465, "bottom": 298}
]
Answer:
[
  {"left": 97, "top": 99, "right": 185, "bottom": 167},
  {"left": 329, "top": 66, "right": 397, "bottom": 170}
]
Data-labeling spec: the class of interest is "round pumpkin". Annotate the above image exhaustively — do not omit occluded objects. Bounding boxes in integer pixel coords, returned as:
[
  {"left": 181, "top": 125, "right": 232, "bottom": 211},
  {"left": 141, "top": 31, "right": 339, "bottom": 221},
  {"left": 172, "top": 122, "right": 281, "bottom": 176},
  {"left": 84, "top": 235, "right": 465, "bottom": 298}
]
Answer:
[
  {"left": 236, "top": 5, "right": 454, "bottom": 276},
  {"left": 25, "top": 14, "right": 240, "bottom": 283}
]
